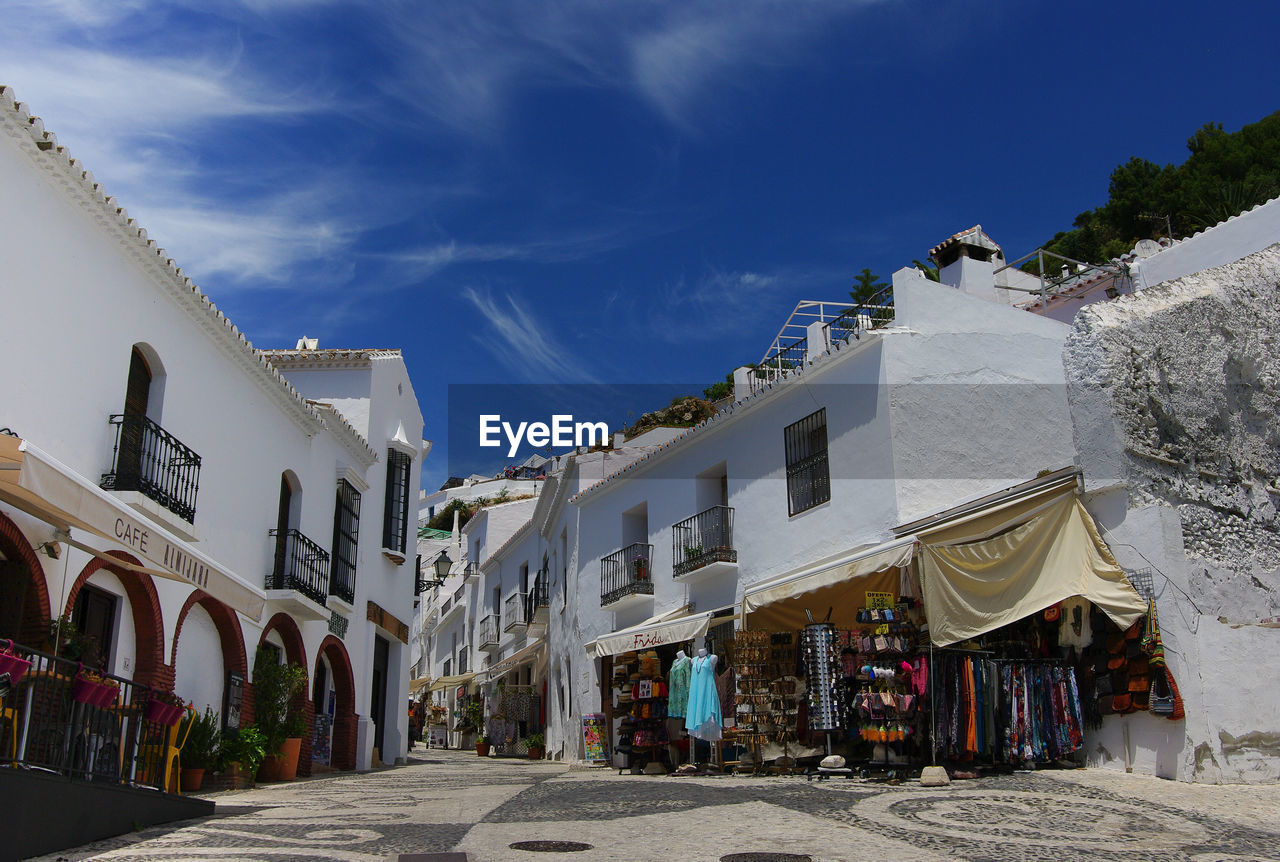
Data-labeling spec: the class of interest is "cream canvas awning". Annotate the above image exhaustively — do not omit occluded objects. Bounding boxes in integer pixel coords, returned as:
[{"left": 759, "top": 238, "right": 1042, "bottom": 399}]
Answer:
[
  {"left": 410, "top": 676, "right": 433, "bottom": 693},
  {"left": 428, "top": 672, "right": 476, "bottom": 692},
  {"left": 0, "top": 435, "right": 266, "bottom": 620},
  {"left": 588, "top": 609, "right": 713, "bottom": 658},
  {"left": 481, "top": 639, "right": 546, "bottom": 681},
  {"left": 742, "top": 535, "right": 917, "bottom": 614},
  {"left": 919, "top": 492, "right": 1147, "bottom": 646}
]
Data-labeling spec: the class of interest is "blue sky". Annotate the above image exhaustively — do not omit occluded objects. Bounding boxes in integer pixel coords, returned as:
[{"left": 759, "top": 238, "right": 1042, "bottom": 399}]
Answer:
[{"left": 4, "top": 1, "right": 1277, "bottom": 491}]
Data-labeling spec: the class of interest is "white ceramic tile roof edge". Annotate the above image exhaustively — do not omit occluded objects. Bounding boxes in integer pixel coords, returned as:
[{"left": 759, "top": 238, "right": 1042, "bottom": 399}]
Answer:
[
  {"left": 1120, "top": 194, "right": 1280, "bottom": 263},
  {"left": 568, "top": 326, "right": 891, "bottom": 505},
  {"left": 305, "top": 401, "right": 378, "bottom": 465},
  {"left": 0, "top": 85, "right": 366, "bottom": 448}
]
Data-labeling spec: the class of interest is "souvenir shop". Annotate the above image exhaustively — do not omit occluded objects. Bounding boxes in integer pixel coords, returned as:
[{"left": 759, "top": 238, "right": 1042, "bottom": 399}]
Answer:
[
  {"left": 592, "top": 475, "right": 1183, "bottom": 776},
  {"left": 590, "top": 610, "right": 736, "bottom": 774},
  {"left": 480, "top": 641, "right": 548, "bottom": 757}
]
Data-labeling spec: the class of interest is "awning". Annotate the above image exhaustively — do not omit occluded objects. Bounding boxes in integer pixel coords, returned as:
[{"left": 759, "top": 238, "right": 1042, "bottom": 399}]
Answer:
[
  {"left": 742, "top": 535, "right": 917, "bottom": 614},
  {"left": 410, "top": 676, "right": 433, "bottom": 693},
  {"left": 481, "top": 639, "right": 545, "bottom": 681},
  {"left": 588, "top": 609, "right": 713, "bottom": 658},
  {"left": 897, "top": 468, "right": 1080, "bottom": 545},
  {"left": 0, "top": 436, "right": 266, "bottom": 621},
  {"left": 919, "top": 493, "right": 1147, "bottom": 646},
  {"left": 428, "top": 672, "right": 476, "bottom": 693}
]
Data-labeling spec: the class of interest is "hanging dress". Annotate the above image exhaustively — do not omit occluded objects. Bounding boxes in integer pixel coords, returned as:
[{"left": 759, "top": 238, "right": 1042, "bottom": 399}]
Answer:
[
  {"left": 668, "top": 656, "right": 692, "bottom": 719},
  {"left": 684, "top": 655, "right": 723, "bottom": 741}
]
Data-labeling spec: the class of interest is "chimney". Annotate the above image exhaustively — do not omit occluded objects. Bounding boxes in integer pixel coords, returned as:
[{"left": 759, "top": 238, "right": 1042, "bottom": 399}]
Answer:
[
  {"left": 930, "top": 225, "right": 1003, "bottom": 303},
  {"left": 296, "top": 336, "right": 319, "bottom": 350}
]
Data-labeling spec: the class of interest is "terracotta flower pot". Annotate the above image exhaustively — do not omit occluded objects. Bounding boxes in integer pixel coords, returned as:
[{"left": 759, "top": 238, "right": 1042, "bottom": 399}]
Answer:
[
  {"left": 180, "top": 767, "right": 205, "bottom": 792},
  {"left": 257, "top": 737, "right": 302, "bottom": 782},
  {"left": 475, "top": 742, "right": 491, "bottom": 757},
  {"left": 527, "top": 746, "right": 544, "bottom": 760}
]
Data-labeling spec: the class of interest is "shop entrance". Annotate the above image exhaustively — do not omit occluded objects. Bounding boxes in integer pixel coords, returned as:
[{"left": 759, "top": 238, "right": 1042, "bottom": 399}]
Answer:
[{"left": 370, "top": 635, "right": 389, "bottom": 760}]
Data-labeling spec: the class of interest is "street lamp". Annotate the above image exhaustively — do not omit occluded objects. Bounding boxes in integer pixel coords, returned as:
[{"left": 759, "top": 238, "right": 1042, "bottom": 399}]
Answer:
[{"left": 415, "top": 550, "right": 452, "bottom": 594}]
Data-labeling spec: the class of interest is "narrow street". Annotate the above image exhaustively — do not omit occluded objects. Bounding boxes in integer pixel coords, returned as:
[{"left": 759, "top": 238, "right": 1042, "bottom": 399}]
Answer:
[{"left": 30, "top": 751, "right": 1280, "bottom": 862}]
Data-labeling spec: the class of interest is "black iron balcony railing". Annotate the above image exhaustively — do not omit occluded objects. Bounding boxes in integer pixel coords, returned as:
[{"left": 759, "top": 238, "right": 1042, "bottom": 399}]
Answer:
[
  {"left": 329, "top": 558, "right": 355, "bottom": 606},
  {"left": 525, "top": 571, "right": 550, "bottom": 620},
  {"left": 824, "top": 285, "right": 895, "bottom": 345},
  {"left": 267, "top": 528, "right": 330, "bottom": 606},
  {"left": 601, "top": 542, "right": 654, "bottom": 607},
  {"left": 478, "top": 614, "right": 499, "bottom": 648},
  {"left": 672, "top": 505, "right": 737, "bottom": 577},
  {"left": 504, "top": 593, "right": 528, "bottom": 632},
  {"left": 101, "top": 413, "right": 201, "bottom": 523},
  {"left": 0, "top": 640, "right": 182, "bottom": 791}
]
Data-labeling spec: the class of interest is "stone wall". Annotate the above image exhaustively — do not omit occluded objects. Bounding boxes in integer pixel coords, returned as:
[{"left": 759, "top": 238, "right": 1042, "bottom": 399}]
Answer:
[{"left": 1064, "top": 243, "right": 1280, "bottom": 782}]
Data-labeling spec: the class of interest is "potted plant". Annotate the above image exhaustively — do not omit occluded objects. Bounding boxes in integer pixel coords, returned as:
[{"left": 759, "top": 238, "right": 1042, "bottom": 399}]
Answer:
[
  {"left": 72, "top": 668, "right": 119, "bottom": 707},
  {"left": 524, "top": 732, "right": 545, "bottom": 760},
  {"left": 221, "top": 723, "right": 266, "bottom": 789},
  {"left": 180, "top": 707, "right": 221, "bottom": 792},
  {"left": 252, "top": 647, "right": 307, "bottom": 782},
  {"left": 475, "top": 733, "right": 491, "bottom": 757},
  {"left": 47, "top": 614, "right": 101, "bottom": 665},
  {"left": 145, "top": 689, "right": 189, "bottom": 727},
  {"left": 632, "top": 556, "right": 649, "bottom": 581}
]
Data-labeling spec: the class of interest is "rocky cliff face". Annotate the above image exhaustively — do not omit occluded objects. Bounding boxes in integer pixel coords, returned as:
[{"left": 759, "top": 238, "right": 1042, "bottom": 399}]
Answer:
[{"left": 1065, "top": 244, "right": 1280, "bottom": 620}]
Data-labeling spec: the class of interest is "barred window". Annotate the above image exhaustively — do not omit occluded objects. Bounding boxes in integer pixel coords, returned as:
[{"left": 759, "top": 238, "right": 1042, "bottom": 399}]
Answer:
[
  {"left": 328, "top": 479, "right": 361, "bottom": 602},
  {"left": 383, "top": 449, "right": 411, "bottom": 554},
  {"left": 784, "top": 408, "right": 830, "bottom": 516}
]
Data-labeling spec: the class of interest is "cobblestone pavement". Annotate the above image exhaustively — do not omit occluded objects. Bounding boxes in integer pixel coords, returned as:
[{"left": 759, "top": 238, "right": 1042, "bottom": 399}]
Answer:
[{"left": 29, "top": 750, "right": 1280, "bottom": 862}]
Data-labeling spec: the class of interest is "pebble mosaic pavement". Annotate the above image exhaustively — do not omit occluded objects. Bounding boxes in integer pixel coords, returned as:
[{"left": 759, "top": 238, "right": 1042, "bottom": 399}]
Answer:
[{"left": 27, "top": 750, "right": 1280, "bottom": 862}]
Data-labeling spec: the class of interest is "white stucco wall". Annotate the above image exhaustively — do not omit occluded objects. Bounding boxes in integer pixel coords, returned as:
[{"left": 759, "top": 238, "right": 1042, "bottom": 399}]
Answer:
[
  {"left": 175, "top": 603, "right": 225, "bottom": 716},
  {"left": 1, "top": 92, "right": 425, "bottom": 771},
  {"left": 1065, "top": 243, "right": 1280, "bottom": 783}
]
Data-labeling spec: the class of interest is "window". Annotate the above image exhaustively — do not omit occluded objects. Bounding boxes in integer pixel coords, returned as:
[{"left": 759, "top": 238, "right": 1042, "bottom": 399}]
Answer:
[
  {"left": 443, "top": 658, "right": 452, "bottom": 677},
  {"left": 382, "top": 449, "right": 412, "bottom": 554},
  {"left": 784, "top": 408, "right": 830, "bottom": 515},
  {"left": 328, "top": 479, "right": 361, "bottom": 602}
]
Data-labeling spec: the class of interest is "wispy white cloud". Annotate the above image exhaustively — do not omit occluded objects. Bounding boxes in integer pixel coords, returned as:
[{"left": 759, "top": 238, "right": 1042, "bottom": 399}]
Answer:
[
  {"left": 461, "top": 287, "right": 597, "bottom": 383},
  {"left": 379, "top": 0, "right": 883, "bottom": 137},
  {"left": 383, "top": 226, "right": 639, "bottom": 283}
]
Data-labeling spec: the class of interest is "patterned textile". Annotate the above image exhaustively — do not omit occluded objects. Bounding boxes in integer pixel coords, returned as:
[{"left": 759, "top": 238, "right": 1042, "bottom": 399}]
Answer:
[{"left": 668, "top": 656, "right": 692, "bottom": 718}]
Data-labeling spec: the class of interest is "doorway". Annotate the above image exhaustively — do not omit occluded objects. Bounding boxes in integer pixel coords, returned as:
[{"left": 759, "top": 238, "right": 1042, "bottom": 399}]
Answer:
[{"left": 371, "top": 635, "right": 390, "bottom": 760}]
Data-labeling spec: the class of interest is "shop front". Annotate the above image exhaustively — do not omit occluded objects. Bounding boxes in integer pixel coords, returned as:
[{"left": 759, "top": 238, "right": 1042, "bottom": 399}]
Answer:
[
  {"left": 427, "top": 672, "right": 476, "bottom": 750},
  {"left": 479, "top": 640, "right": 547, "bottom": 757},
  {"left": 725, "top": 470, "right": 1167, "bottom": 777}
]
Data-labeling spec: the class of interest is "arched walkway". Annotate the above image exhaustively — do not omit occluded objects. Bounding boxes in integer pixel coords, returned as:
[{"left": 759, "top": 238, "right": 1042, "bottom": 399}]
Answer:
[
  {"left": 171, "top": 591, "right": 248, "bottom": 718},
  {"left": 0, "top": 510, "right": 50, "bottom": 646},
  {"left": 315, "top": 635, "right": 359, "bottom": 771},
  {"left": 66, "top": 551, "right": 167, "bottom": 689},
  {"left": 256, "top": 613, "right": 312, "bottom": 776}
]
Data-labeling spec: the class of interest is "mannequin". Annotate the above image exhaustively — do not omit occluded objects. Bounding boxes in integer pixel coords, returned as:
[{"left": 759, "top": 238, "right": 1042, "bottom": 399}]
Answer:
[
  {"left": 666, "top": 649, "right": 692, "bottom": 765},
  {"left": 684, "top": 648, "right": 722, "bottom": 764}
]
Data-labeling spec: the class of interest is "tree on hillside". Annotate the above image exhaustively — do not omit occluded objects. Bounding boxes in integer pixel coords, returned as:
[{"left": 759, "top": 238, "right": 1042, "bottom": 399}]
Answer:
[
  {"left": 850, "top": 268, "right": 888, "bottom": 304},
  {"left": 1036, "top": 110, "right": 1280, "bottom": 265}
]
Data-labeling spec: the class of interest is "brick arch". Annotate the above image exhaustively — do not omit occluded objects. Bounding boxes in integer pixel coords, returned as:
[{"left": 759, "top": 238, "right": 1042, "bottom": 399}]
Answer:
[
  {"left": 315, "top": 635, "right": 358, "bottom": 771},
  {"left": 66, "top": 551, "right": 166, "bottom": 688},
  {"left": 256, "top": 613, "right": 312, "bottom": 777},
  {"left": 256, "top": 612, "right": 308, "bottom": 677},
  {"left": 0, "top": 510, "right": 51, "bottom": 646},
  {"left": 171, "top": 590, "right": 248, "bottom": 716}
]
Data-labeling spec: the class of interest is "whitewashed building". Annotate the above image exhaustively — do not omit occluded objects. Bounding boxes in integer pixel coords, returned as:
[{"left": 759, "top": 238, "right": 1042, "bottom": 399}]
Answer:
[{"left": 0, "top": 86, "right": 424, "bottom": 776}]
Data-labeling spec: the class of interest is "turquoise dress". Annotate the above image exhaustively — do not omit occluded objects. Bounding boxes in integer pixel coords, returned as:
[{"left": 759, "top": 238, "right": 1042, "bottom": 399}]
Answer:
[
  {"left": 668, "top": 656, "right": 692, "bottom": 718},
  {"left": 684, "top": 655, "right": 723, "bottom": 741}
]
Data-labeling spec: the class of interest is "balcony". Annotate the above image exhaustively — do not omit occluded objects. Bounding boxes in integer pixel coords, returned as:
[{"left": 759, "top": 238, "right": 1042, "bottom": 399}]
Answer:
[
  {"left": 601, "top": 542, "right": 654, "bottom": 610},
  {"left": 672, "top": 505, "right": 738, "bottom": 579},
  {"left": 504, "top": 592, "right": 528, "bottom": 633},
  {"left": 266, "top": 528, "right": 330, "bottom": 619},
  {"left": 100, "top": 413, "right": 201, "bottom": 526},
  {"left": 462, "top": 560, "right": 481, "bottom": 584},
  {"left": 433, "top": 586, "right": 467, "bottom": 633},
  {"left": 525, "top": 573, "right": 550, "bottom": 637},
  {"left": 824, "top": 285, "right": 895, "bottom": 346},
  {"left": 478, "top": 614, "right": 500, "bottom": 651}
]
